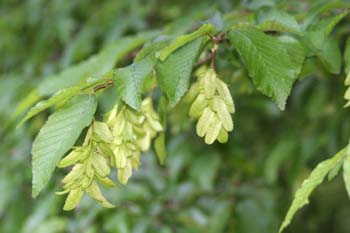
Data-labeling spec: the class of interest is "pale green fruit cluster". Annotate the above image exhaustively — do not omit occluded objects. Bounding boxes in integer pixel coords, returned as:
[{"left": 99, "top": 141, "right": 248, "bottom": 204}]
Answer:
[
  {"left": 57, "top": 121, "right": 116, "bottom": 210},
  {"left": 188, "top": 67, "right": 235, "bottom": 144},
  {"left": 345, "top": 73, "right": 350, "bottom": 107},
  {"left": 107, "top": 97, "right": 163, "bottom": 184},
  {"left": 57, "top": 97, "right": 162, "bottom": 210}
]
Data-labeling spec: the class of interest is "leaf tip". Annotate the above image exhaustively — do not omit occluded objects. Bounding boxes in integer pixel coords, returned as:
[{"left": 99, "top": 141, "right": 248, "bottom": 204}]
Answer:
[
  {"left": 32, "top": 186, "right": 40, "bottom": 198},
  {"left": 278, "top": 102, "right": 286, "bottom": 111}
]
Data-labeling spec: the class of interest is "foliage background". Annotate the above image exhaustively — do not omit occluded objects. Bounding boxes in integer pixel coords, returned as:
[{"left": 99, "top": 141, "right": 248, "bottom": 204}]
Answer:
[{"left": 1, "top": 0, "right": 350, "bottom": 232}]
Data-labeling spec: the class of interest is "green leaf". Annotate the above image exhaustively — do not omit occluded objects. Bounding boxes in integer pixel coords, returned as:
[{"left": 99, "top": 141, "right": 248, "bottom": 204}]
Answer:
[
  {"left": 18, "top": 76, "right": 111, "bottom": 126},
  {"left": 158, "top": 24, "right": 215, "bottom": 61},
  {"left": 264, "top": 140, "right": 296, "bottom": 184},
  {"left": 18, "top": 86, "right": 82, "bottom": 126},
  {"left": 190, "top": 152, "right": 220, "bottom": 191},
  {"left": 302, "top": 1, "right": 348, "bottom": 29},
  {"left": 208, "top": 201, "right": 232, "bottom": 233},
  {"left": 327, "top": 156, "right": 344, "bottom": 181},
  {"left": 256, "top": 9, "right": 302, "bottom": 35},
  {"left": 318, "top": 38, "right": 341, "bottom": 74},
  {"left": 247, "top": 0, "right": 275, "bottom": 10},
  {"left": 32, "top": 95, "right": 97, "bottom": 197},
  {"left": 134, "top": 37, "right": 170, "bottom": 62},
  {"left": 228, "top": 28, "right": 299, "bottom": 110},
  {"left": 279, "top": 147, "right": 347, "bottom": 232},
  {"left": 305, "top": 11, "right": 348, "bottom": 58},
  {"left": 13, "top": 89, "right": 41, "bottom": 118},
  {"left": 322, "top": 11, "right": 348, "bottom": 37},
  {"left": 278, "top": 36, "right": 306, "bottom": 78},
  {"left": 156, "top": 38, "right": 202, "bottom": 107},
  {"left": 38, "top": 32, "right": 156, "bottom": 96},
  {"left": 154, "top": 133, "right": 166, "bottom": 165},
  {"left": 307, "top": 11, "right": 348, "bottom": 44},
  {"left": 343, "top": 152, "right": 350, "bottom": 199},
  {"left": 345, "top": 37, "right": 350, "bottom": 75},
  {"left": 114, "top": 57, "right": 154, "bottom": 110}
]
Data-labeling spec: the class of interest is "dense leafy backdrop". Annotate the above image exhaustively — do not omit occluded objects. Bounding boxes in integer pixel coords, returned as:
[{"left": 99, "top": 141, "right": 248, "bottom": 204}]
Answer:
[{"left": 1, "top": 0, "right": 350, "bottom": 232}]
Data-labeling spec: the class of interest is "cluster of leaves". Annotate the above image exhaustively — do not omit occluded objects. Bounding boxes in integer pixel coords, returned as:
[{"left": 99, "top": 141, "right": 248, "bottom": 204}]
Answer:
[{"left": 2, "top": 0, "right": 350, "bottom": 232}]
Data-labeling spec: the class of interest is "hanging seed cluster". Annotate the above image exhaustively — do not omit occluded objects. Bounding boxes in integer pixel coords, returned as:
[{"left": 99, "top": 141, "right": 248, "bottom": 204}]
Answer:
[
  {"left": 188, "top": 67, "right": 235, "bottom": 144},
  {"left": 57, "top": 97, "right": 162, "bottom": 210},
  {"left": 106, "top": 98, "right": 163, "bottom": 184}
]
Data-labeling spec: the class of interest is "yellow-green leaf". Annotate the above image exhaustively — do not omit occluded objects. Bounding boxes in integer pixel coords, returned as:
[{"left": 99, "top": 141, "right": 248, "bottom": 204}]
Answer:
[
  {"left": 158, "top": 24, "right": 215, "bottom": 61},
  {"left": 279, "top": 147, "right": 347, "bottom": 232}
]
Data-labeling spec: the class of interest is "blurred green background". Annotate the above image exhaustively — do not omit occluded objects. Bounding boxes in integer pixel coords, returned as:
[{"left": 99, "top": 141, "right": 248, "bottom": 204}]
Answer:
[{"left": 1, "top": 0, "right": 350, "bottom": 232}]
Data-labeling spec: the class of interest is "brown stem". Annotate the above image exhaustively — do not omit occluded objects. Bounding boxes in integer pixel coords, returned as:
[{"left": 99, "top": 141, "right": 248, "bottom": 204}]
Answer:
[
  {"left": 93, "top": 79, "right": 115, "bottom": 93},
  {"left": 204, "top": 32, "right": 227, "bottom": 70}
]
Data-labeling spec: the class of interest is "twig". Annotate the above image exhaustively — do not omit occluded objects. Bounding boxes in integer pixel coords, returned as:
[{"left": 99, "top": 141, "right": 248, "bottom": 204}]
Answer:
[{"left": 93, "top": 79, "right": 114, "bottom": 93}]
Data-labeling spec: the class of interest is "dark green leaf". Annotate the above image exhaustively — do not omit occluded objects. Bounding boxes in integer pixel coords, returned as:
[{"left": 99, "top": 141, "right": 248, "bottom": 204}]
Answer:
[
  {"left": 134, "top": 37, "right": 170, "bottom": 62},
  {"left": 256, "top": 9, "right": 302, "bottom": 35},
  {"left": 305, "top": 11, "right": 348, "bottom": 57},
  {"left": 228, "top": 28, "right": 299, "bottom": 110},
  {"left": 318, "top": 38, "right": 341, "bottom": 74},
  {"left": 264, "top": 140, "right": 296, "bottom": 184},
  {"left": 302, "top": 1, "right": 347, "bottom": 29},
  {"left": 278, "top": 36, "right": 306, "bottom": 78},
  {"left": 307, "top": 11, "right": 348, "bottom": 43},
  {"left": 32, "top": 95, "right": 97, "bottom": 197},
  {"left": 156, "top": 38, "right": 202, "bottom": 107},
  {"left": 158, "top": 24, "right": 215, "bottom": 61},
  {"left": 190, "top": 153, "right": 220, "bottom": 191},
  {"left": 114, "top": 57, "right": 154, "bottom": 110}
]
